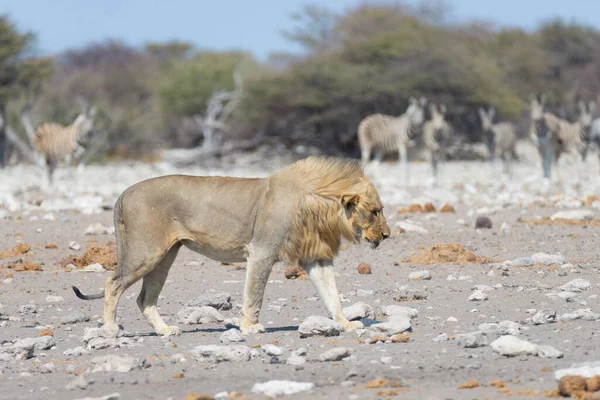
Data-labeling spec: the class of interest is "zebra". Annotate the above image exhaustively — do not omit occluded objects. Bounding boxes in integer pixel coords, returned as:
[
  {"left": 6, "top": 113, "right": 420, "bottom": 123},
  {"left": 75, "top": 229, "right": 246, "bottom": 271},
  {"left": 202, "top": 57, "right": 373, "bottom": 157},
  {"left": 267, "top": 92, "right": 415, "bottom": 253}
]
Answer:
[
  {"left": 357, "top": 97, "right": 427, "bottom": 180},
  {"left": 478, "top": 107, "right": 517, "bottom": 176},
  {"left": 577, "top": 100, "right": 597, "bottom": 162},
  {"left": 34, "top": 105, "right": 97, "bottom": 186},
  {"left": 528, "top": 94, "right": 558, "bottom": 179},
  {"left": 587, "top": 117, "right": 600, "bottom": 167},
  {"left": 422, "top": 103, "right": 451, "bottom": 178}
]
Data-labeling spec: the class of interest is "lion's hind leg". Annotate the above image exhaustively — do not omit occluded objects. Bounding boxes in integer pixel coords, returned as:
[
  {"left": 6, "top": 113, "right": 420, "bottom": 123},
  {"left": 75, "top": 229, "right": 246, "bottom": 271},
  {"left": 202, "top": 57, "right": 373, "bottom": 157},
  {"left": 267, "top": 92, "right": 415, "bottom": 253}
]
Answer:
[
  {"left": 306, "top": 261, "right": 363, "bottom": 332},
  {"left": 136, "top": 244, "right": 181, "bottom": 336}
]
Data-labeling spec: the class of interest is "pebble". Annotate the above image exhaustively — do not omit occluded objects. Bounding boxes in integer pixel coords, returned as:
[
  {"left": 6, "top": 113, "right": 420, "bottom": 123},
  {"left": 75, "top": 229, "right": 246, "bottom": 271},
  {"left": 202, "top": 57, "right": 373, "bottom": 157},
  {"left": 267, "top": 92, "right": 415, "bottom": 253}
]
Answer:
[
  {"left": 66, "top": 375, "right": 89, "bottom": 390},
  {"left": 89, "top": 355, "right": 139, "bottom": 373},
  {"left": 63, "top": 346, "right": 90, "bottom": 357},
  {"left": 298, "top": 316, "right": 343, "bottom": 338},
  {"left": 456, "top": 331, "right": 488, "bottom": 348},
  {"left": 356, "top": 289, "right": 376, "bottom": 297},
  {"left": 252, "top": 380, "right": 314, "bottom": 397},
  {"left": 468, "top": 290, "right": 488, "bottom": 301},
  {"left": 61, "top": 313, "right": 91, "bottom": 325},
  {"left": 262, "top": 344, "right": 283, "bottom": 356},
  {"left": 190, "top": 345, "right": 252, "bottom": 363},
  {"left": 286, "top": 354, "right": 306, "bottom": 365},
  {"left": 551, "top": 210, "right": 594, "bottom": 221},
  {"left": 531, "top": 252, "right": 565, "bottom": 265},
  {"left": 510, "top": 257, "right": 535, "bottom": 267},
  {"left": 490, "top": 335, "right": 539, "bottom": 357},
  {"left": 318, "top": 347, "right": 353, "bottom": 362},
  {"left": 538, "top": 345, "right": 564, "bottom": 359},
  {"left": 396, "top": 221, "right": 428, "bottom": 234},
  {"left": 559, "top": 308, "right": 600, "bottom": 322},
  {"left": 184, "top": 292, "right": 232, "bottom": 310},
  {"left": 432, "top": 333, "right": 449, "bottom": 342},
  {"left": 74, "top": 393, "right": 121, "bottom": 400},
  {"left": 532, "top": 309, "right": 556, "bottom": 325},
  {"left": 408, "top": 270, "right": 432, "bottom": 281},
  {"left": 496, "top": 320, "right": 520, "bottom": 336},
  {"left": 342, "top": 302, "right": 373, "bottom": 321},
  {"left": 475, "top": 216, "right": 492, "bottom": 229},
  {"left": 19, "top": 304, "right": 37, "bottom": 314},
  {"left": 370, "top": 317, "right": 411, "bottom": 335},
  {"left": 84, "top": 223, "right": 110, "bottom": 235},
  {"left": 395, "top": 286, "right": 428, "bottom": 301},
  {"left": 13, "top": 336, "right": 55, "bottom": 351},
  {"left": 219, "top": 328, "right": 246, "bottom": 343},
  {"left": 381, "top": 305, "right": 419, "bottom": 319},
  {"left": 45, "top": 295, "right": 64, "bottom": 303},
  {"left": 177, "top": 306, "right": 225, "bottom": 324},
  {"left": 83, "top": 264, "right": 106, "bottom": 272},
  {"left": 559, "top": 278, "right": 591, "bottom": 292},
  {"left": 357, "top": 262, "right": 372, "bottom": 275},
  {"left": 69, "top": 241, "right": 81, "bottom": 251}
]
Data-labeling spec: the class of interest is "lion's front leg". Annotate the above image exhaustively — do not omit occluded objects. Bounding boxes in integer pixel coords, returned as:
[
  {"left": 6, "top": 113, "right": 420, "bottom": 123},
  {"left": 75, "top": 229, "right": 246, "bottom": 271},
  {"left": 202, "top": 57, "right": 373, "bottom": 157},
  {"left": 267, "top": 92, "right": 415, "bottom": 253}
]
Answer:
[
  {"left": 306, "top": 261, "right": 363, "bottom": 332},
  {"left": 240, "top": 255, "right": 275, "bottom": 334}
]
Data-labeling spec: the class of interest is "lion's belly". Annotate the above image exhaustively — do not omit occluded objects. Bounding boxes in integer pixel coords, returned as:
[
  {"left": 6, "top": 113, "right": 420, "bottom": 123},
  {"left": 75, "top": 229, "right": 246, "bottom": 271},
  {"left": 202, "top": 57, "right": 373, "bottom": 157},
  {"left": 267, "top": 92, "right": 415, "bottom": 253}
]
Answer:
[{"left": 181, "top": 239, "right": 248, "bottom": 263}]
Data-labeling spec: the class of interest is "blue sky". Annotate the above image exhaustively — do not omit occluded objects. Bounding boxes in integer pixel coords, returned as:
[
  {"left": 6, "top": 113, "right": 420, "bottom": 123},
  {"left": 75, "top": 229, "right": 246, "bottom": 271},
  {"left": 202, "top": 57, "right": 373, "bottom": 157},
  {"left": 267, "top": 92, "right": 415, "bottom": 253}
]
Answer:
[{"left": 2, "top": 0, "right": 599, "bottom": 59}]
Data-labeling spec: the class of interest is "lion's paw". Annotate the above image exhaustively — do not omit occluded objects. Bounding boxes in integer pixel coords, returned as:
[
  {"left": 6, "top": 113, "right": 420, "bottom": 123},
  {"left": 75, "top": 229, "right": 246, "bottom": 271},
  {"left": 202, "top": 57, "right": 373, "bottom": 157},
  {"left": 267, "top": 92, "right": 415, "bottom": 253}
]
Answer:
[
  {"left": 157, "top": 325, "right": 181, "bottom": 337},
  {"left": 241, "top": 323, "right": 266, "bottom": 335},
  {"left": 343, "top": 320, "right": 364, "bottom": 332}
]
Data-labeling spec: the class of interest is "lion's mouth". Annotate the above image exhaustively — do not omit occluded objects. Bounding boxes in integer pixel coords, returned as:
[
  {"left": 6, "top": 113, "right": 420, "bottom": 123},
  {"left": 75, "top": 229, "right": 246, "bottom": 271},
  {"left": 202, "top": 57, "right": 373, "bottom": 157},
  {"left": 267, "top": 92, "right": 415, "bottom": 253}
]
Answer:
[{"left": 367, "top": 239, "right": 380, "bottom": 249}]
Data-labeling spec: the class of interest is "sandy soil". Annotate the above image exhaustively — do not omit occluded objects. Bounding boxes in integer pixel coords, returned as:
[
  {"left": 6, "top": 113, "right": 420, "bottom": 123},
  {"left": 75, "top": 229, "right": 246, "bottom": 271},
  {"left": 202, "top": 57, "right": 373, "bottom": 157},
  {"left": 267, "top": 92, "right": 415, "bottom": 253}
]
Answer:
[{"left": 1, "top": 142, "right": 600, "bottom": 400}]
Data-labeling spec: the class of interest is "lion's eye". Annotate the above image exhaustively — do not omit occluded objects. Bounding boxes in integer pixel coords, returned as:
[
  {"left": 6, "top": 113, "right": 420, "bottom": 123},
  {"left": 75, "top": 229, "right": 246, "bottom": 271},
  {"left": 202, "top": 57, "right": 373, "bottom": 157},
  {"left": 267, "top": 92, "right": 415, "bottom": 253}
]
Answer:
[{"left": 372, "top": 209, "right": 379, "bottom": 216}]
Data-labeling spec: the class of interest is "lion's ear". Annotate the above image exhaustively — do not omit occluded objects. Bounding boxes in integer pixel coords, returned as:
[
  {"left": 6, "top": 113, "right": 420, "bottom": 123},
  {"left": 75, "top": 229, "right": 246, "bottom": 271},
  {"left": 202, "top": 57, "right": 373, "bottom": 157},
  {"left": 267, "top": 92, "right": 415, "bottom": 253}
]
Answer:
[{"left": 341, "top": 194, "right": 359, "bottom": 209}]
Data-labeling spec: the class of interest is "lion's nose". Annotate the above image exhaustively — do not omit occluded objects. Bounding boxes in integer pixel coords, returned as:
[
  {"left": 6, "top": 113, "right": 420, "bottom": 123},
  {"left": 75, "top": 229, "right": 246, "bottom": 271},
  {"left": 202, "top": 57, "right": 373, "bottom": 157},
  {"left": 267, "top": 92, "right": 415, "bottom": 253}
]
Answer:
[{"left": 382, "top": 232, "right": 390, "bottom": 240}]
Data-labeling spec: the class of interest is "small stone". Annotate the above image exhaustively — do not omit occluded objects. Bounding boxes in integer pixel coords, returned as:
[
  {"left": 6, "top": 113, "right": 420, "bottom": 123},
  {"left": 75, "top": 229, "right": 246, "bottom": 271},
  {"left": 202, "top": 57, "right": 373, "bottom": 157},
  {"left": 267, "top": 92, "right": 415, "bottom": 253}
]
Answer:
[
  {"left": 83, "top": 263, "right": 106, "bottom": 272},
  {"left": 298, "top": 316, "right": 343, "bottom": 338},
  {"left": 390, "top": 333, "right": 410, "bottom": 343},
  {"left": 433, "top": 333, "right": 449, "bottom": 342},
  {"left": 440, "top": 204, "right": 455, "bottom": 213},
  {"left": 84, "top": 223, "right": 109, "bottom": 235},
  {"left": 456, "top": 331, "right": 488, "bottom": 348},
  {"left": 559, "top": 278, "right": 591, "bottom": 292},
  {"left": 395, "top": 287, "right": 427, "bottom": 301},
  {"left": 490, "top": 335, "right": 539, "bottom": 357},
  {"left": 13, "top": 336, "right": 55, "bottom": 351},
  {"left": 69, "top": 241, "right": 81, "bottom": 251},
  {"left": 538, "top": 345, "right": 563, "bottom": 358},
  {"left": 357, "top": 262, "right": 372, "bottom": 275},
  {"left": 184, "top": 292, "right": 232, "bottom": 310},
  {"left": 190, "top": 345, "right": 251, "bottom": 363},
  {"left": 468, "top": 290, "right": 488, "bottom": 301},
  {"left": 356, "top": 289, "right": 376, "bottom": 297},
  {"left": 45, "top": 295, "right": 64, "bottom": 303},
  {"left": 219, "top": 329, "right": 245, "bottom": 343},
  {"left": 532, "top": 309, "right": 556, "bottom": 325},
  {"left": 551, "top": 210, "right": 594, "bottom": 221},
  {"left": 475, "top": 216, "right": 492, "bottom": 229},
  {"left": 66, "top": 375, "right": 89, "bottom": 390},
  {"left": 510, "top": 257, "right": 535, "bottom": 267},
  {"left": 318, "top": 347, "right": 353, "bottom": 362},
  {"left": 262, "top": 344, "right": 283, "bottom": 356},
  {"left": 40, "top": 362, "right": 56, "bottom": 373},
  {"left": 531, "top": 253, "right": 565, "bottom": 265},
  {"left": 89, "top": 355, "right": 139, "bottom": 373},
  {"left": 370, "top": 317, "right": 411, "bottom": 336},
  {"left": 343, "top": 302, "right": 373, "bottom": 321},
  {"left": 477, "top": 323, "right": 498, "bottom": 333},
  {"left": 252, "top": 380, "right": 314, "bottom": 397},
  {"left": 408, "top": 270, "right": 431, "bottom": 281},
  {"left": 496, "top": 320, "right": 520, "bottom": 336},
  {"left": 558, "top": 308, "right": 600, "bottom": 322},
  {"left": 63, "top": 346, "right": 89, "bottom": 357},
  {"left": 397, "top": 221, "right": 428, "bottom": 234},
  {"left": 61, "top": 313, "right": 90, "bottom": 325},
  {"left": 74, "top": 392, "right": 121, "bottom": 400},
  {"left": 286, "top": 354, "right": 306, "bottom": 365},
  {"left": 381, "top": 305, "right": 419, "bottom": 319},
  {"left": 177, "top": 306, "right": 225, "bottom": 324}
]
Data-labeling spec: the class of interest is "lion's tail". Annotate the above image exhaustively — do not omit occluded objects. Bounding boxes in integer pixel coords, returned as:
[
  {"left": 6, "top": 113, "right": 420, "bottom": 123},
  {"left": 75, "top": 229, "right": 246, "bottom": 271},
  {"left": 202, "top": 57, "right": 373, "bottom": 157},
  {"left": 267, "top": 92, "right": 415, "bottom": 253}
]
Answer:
[{"left": 72, "top": 286, "right": 105, "bottom": 300}]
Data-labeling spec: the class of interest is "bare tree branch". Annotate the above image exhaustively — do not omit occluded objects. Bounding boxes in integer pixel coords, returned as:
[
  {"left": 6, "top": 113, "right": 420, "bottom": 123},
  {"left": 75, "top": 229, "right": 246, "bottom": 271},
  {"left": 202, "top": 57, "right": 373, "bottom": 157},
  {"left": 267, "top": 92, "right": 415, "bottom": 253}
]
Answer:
[{"left": 0, "top": 114, "right": 36, "bottom": 164}]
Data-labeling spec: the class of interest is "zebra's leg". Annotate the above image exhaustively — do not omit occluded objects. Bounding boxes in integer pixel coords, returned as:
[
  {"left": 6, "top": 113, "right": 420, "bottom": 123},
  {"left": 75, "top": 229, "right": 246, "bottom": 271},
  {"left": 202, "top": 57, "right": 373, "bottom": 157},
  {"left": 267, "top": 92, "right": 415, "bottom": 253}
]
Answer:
[
  {"left": 361, "top": 147, "right": 371, "bottom": 168},
  {"left": 398, "top": 145, "right": 409, "bottom": 184},
  {"left": 46, "top": 160, "right": 56, "bottom": 188},
  {"left": 542, "top": 142, "right": 552, "bottom": 180}
]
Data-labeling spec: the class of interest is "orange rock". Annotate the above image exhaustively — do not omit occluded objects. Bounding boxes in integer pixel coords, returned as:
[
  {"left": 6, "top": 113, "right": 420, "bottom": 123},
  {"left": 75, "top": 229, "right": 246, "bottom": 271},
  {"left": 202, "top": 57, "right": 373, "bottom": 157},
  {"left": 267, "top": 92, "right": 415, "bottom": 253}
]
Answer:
[
  {"left": 172, "top": 372, "right": 184, "bottom": 379},
  {"left": 458, "top": 380, "right": 480, "bottom": 389},
  {"left": 357, "top": 262, "right": 372, "bottom": 275},
  {"left": 365, "top": 378, "right": 402, "bottom": 388},
  {"left": 390, "top": 333, "right": 410, "bottom": 343},
  {"left": 424, "top": 202, "right": 436, "bottom": 212},
  {"left": 40, "top": 328, "right": 54, "bottom": 337},
  {"left": 408, "top": 204, "right": 424, "bottom": 213},
  {"left": 184, "top": 394, "right": 214, "bottom": 400},
  {"left": 440, "top": 204, "right": 456, "bottom": 213}
]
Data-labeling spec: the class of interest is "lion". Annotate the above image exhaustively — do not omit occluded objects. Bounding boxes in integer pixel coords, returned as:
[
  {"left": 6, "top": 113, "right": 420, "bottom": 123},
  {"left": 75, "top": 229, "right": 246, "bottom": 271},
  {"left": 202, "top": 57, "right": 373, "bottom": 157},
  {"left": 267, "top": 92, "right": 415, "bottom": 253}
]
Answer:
[{"left": 72, "top": 156, "right": 390, "bottom": 336}]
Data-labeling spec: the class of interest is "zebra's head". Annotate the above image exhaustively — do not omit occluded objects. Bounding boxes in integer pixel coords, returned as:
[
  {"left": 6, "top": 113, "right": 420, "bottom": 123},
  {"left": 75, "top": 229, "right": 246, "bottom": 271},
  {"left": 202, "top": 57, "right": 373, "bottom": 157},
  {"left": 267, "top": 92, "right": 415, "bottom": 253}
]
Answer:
[
  {"left": 406, "top": 97, "right": 427, "bottom": 126},
  {"left": 478, "top": 107, "right": 495, "bottom": 150},
  {"left": 530, "top": 93, "right": 546, "bottom": 121},
  {"left": 74, "top": 106, "right": 97, "bottom": 143},
  {"left": 577, "top": 100, "right": 596, "bottom": 130},
  {"left": 429, "top": 104, "right": 451, "bottom": 142}
]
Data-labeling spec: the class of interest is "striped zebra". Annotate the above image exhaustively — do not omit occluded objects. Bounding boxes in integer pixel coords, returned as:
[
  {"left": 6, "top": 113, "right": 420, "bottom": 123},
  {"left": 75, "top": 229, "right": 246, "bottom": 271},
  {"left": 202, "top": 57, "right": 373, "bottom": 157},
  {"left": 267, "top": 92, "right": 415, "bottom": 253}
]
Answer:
[
  {"left": 478, "top": 107, "right": 517, "bottom": 175},
  {"left": 34, "top": 106, "right": 97, "bottom": 186},
  {"left": 587, "top": 117, "right": 600, "bottom": 167},
  {"left": 577, "top": 100, "right": 597, "bottom": 162},
  {"left": 528, "top": 94, "right": 557, "bottom": 178},
  {"left": 357, "top": 97, "right": 427, "bottom": 180},
  {"left": 422, "top": 103, "right": 451, "bottom": 178}
]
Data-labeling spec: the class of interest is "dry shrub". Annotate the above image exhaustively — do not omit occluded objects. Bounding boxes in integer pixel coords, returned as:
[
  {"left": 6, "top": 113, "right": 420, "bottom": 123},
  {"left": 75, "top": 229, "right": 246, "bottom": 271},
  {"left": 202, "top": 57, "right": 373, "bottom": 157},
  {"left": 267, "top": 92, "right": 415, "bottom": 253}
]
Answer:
[
  {"left": 44, "top": 244, "right": 58, "bottom": 249},
  {"left": 4, "top": 261, "right": 43, "bottom": 272},
  {"left": 587, "top": 376, "right": 600, "bottom": 392},
  {"left": 440, "top": 204, "right": 456, "bottom": 213},
  {"left": 59, "top": 243, "right": 117, "bottom": 271},
  {"left": 0, "top": 243, "right": 31, "bottom": 259},
  {"left": 390, "top": 333, "right": 410, "bottom": 343},
  {"left": 559, "top": 376, "right": 587, "bottom": 397},
  {"left": 365, "top": 378, "right": 403, "bottom": 389},
  {"left": 458, "top": 380, "right": 480, "bottom": 389},
  {"left": 404, "top": 244, "right": 491, "bottom": 264},
  {"left": 40, "top": 328, "right": 54, "bottom": 336}
]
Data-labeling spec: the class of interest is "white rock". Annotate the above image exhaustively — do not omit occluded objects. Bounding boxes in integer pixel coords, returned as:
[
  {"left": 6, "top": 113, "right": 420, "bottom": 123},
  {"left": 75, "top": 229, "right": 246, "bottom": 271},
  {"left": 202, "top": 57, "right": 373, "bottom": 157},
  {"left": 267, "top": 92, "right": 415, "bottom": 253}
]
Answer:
[
  {"left": 13, "top": 336, "right": 55, "bottom": 351},
  {"left": 538, "top": 345, "right": 563, "bottom": 359},
  {"left": 468, "top": 290, "right": 488, "bottom": 301},
  {"left": 551, "top": 210, "right": 594, "bottom": 221},
  {"left": 84, "top": 223, "right": 109, "bottom": 236},
  {"left": 510, "top": 257, "right": 535, "bottom": 267},
  {"left": 262, "top": 344, "right": 283, "bottom": 356},
  {"left": 252, "top": 380, "right": 314, "bottom": 397},
  {"left": 532, "top": 309, "right": 556, "bottom": 325},
  {"left": 472, "top": 284, "right": 493, "bottom": 292},
  {"left": 380, "top": 305, "right": 418, "bottom": 319},
  {"left": 559, "top": 308, "right": 600, "bottom": 322},
  {"left": 63, "top": 346, "right": 89, "bottom": 357},
  {"left": 66, "top": 375, "right": 88, "bottom": 390},
  {"left": 286, "top": 354, "right": 306, "bottom": 365},
  {"left": 185, "top": 292, "right": 232, "bottom": 310},
  {"left": 370, "top": 317, "right": 411, "bottom": 336},
  {"left": 408, "top": 270, "right": 432, "bottom": 281},
  {"left": 356, "top": 289, "right": 376, "bottom": 297},
  {"left": 74, "top": 393, "right": 121, "bottom": 400},
  {"left": 45, "top": 295, "right": 64, "bottom": 303},
  {"left": 0, "top": 342, "right": 34, "bottom": 360},
  {"left": 477, "top": 323, "right": 498, "bottom": 333},
  {"left": 496, "top": 320, "right": 520, "bottom": 336},
  {"left": 190, "top": 345, "right": 251, "bottom": 363},
  {"left": 298, "top": 316, "right": 343, "bottom": 338},
  {"left": 89, "top": 355, "right": 139, "bottom": 373},
  {"left": 318, "top": 347, "right": 353, "bottom": 362},
  {"left": 342, "top": 302, "right": 373, "bottom": 321},
  {"left": 177, "top": 306, "right": 225, "bottom": 324},
  {"left": 396, "top": 221, "right": 428, "bottom": 234},
  {"left": 83, "top": 263, "right": 106, "bottom": 272},
  {"left": 219, "top": 328, "right": 245, "bottom": 343},
  {"left": 42, "top": 213, "right": 55, "bottom": 221},
  {"left": 69, "top": 241, "right": 81, "bottom": 251},
  {"left": 554, "top": 361, "right": 600, "bottom": 380},
  {"left": 432, "top": 333, "right": 449, "bottom": 342},
  {"left": 456, "top": 331, "right": 488, "bottom": 348},
  {"left": 559, "top": 278, "right": 591, "bottom": 292},
  {"left": 490, "top": 335, "right": 539, "bottom": 357},
  {"left": 531, "top": 253, "right": 565, "bottom": 265}
]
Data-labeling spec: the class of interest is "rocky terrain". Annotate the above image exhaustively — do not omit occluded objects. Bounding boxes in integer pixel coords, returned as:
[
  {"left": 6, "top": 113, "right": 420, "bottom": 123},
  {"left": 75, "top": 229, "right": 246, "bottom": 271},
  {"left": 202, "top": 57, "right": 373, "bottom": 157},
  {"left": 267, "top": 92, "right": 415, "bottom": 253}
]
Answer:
[{"left": 1, "top": 142, "right": 600, "bottom": 400}]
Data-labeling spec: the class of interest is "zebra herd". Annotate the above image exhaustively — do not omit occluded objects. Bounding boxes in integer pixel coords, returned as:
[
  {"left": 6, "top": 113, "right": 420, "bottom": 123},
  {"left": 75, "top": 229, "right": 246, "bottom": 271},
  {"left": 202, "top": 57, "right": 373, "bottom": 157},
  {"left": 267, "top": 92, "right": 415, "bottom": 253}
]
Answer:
[{"left": 358, "top": 95, "right": 600, "bottom": 181}]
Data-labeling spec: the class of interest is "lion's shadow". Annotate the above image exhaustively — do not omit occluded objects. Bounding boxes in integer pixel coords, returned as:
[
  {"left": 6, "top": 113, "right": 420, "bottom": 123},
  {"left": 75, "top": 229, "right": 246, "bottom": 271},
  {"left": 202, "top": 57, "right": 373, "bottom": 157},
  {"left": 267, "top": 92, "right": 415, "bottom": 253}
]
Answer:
[{"left": 135, "top": 325, "right": 299, "bottom": 337}]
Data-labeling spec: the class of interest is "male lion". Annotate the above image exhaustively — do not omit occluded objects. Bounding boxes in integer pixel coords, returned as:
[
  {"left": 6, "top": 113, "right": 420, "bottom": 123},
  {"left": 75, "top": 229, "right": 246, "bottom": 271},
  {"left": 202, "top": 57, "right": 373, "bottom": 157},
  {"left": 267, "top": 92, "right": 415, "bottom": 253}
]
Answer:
[{"left": 72, "top": 156, "right": 390, "bottom": 336}]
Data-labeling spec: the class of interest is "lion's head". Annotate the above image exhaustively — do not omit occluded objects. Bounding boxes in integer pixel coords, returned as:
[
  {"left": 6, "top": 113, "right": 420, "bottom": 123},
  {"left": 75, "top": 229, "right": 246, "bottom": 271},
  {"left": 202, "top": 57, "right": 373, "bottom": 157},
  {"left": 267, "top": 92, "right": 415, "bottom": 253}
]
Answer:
[{"left": 341, "top": 181, "right": 390, "bottom": 249}]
